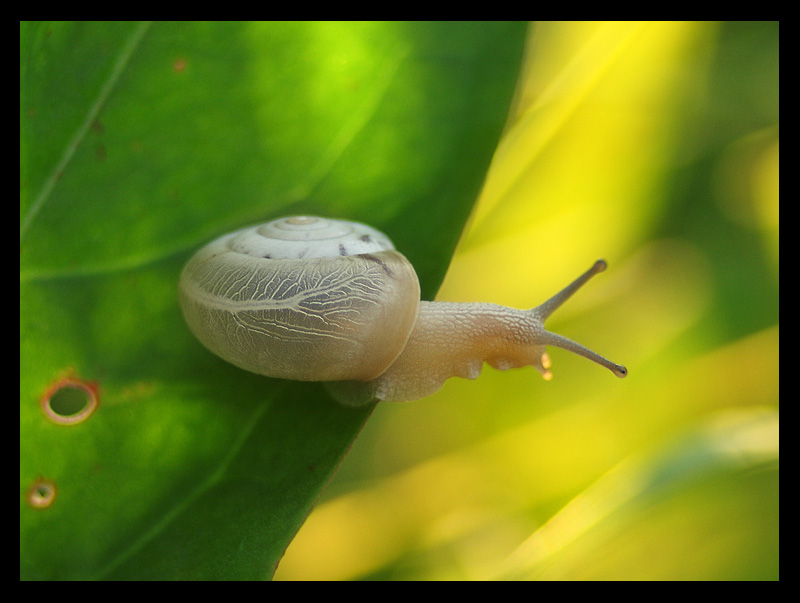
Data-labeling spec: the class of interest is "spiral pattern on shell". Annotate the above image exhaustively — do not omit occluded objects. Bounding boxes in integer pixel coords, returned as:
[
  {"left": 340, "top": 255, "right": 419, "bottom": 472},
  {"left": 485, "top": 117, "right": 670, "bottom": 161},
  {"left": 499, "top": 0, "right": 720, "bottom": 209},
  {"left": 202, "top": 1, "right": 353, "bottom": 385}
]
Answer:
[{"left": 223, "top": 216, "right": 396, "bottom": 260}]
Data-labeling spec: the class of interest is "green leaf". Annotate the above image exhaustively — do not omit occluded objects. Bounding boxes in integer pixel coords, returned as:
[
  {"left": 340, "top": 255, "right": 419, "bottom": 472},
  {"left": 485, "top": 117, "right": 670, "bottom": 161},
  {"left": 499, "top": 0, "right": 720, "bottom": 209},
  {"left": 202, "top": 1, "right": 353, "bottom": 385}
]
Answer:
[{"left": 20, "top": 21, "right": 526, "bottom": 580}]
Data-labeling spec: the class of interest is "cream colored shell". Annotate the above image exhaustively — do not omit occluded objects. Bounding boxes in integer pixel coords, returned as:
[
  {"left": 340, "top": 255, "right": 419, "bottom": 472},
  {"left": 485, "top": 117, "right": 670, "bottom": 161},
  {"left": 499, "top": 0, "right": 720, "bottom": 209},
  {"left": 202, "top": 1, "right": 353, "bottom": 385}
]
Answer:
[{"left": 179, "top": 216, "right": 420, "bottom": 382}]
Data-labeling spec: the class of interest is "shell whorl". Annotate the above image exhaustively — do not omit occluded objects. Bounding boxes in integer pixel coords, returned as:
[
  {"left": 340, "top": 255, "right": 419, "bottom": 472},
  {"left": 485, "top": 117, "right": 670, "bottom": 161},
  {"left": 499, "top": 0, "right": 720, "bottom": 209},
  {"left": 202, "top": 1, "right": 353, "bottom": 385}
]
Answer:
[{"left": 222, "top": 215, "right": 396, "bottom": 260}]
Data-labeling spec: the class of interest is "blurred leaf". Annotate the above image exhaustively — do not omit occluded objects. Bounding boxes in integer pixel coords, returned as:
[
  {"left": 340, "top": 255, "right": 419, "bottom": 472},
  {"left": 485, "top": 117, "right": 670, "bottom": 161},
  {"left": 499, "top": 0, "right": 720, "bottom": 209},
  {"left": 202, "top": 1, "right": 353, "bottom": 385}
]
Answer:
[
  {"left": 274, "top": 327, "right": 779, "bottom": 580},
  {"left": 20, "top": 21, "right": 525, "bottom": 580},
  {"left": 273, "top": 21, "right": 778, "bottom": 581},
  {"left": 500, "top": 407, "right": 779, "bottom": 580}
]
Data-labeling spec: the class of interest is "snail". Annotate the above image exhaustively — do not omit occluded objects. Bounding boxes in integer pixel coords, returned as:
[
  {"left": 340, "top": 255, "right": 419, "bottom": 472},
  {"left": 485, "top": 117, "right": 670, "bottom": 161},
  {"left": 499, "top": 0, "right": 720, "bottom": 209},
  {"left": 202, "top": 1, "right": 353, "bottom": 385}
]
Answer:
[{"left": 179, "top": 216, "right": 627, "bottom": 406}]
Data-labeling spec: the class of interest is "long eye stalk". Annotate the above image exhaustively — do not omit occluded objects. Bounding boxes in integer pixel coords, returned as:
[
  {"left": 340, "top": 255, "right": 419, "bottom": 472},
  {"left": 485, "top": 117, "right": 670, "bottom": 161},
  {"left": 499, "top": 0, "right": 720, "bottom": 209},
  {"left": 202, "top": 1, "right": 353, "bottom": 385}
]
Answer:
[{"left": 533, "top": 260, "right": 627, "bottom": 378}]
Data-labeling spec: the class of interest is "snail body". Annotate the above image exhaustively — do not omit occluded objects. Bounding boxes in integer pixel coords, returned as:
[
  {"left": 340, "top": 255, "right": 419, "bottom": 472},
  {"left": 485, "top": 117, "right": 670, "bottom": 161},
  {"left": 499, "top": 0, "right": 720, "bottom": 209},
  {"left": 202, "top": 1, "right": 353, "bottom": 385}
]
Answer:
[{"left": 179, "top": 216, "right": 626, "bottom": 405}]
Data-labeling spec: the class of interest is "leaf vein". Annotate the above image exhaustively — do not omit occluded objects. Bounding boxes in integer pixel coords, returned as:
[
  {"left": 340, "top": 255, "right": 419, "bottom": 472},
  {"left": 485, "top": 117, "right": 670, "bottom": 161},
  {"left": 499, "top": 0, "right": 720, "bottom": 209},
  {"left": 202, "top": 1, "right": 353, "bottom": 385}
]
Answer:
[{"left": 20, "top": 21, "right": 153, "bottom": 242}]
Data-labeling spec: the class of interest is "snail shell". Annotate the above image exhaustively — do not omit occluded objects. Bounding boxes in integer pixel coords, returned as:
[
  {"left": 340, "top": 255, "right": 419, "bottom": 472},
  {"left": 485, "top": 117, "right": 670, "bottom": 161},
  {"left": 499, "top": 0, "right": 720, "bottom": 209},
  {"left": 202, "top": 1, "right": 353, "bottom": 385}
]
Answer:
[{"left": 179, "top": 216, "right": 626, "bottom": 405}]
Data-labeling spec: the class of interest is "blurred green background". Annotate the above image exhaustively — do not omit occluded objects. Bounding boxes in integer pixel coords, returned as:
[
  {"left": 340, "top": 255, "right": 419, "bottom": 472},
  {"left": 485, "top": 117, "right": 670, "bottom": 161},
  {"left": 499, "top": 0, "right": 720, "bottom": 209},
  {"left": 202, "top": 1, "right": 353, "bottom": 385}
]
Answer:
[
  {"left": 21, "top": 21, "right": 778, "bottom": 580},
  {"left": 274, "top": 21, "right": 779, "bottom": 580}
]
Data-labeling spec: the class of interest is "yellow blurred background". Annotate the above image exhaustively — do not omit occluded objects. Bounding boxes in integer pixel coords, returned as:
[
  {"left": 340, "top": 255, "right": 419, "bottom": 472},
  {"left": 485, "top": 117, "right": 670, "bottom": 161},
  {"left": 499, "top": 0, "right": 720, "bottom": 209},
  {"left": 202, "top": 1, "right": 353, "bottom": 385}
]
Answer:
[{"left": 275, "top": 22, "right": 778, "bottom": 580}]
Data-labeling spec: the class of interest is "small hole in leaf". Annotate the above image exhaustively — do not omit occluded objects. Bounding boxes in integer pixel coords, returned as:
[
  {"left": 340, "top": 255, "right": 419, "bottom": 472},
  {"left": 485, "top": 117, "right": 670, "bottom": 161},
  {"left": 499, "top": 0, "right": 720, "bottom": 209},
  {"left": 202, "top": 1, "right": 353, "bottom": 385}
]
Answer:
[
  {"left": 27, "top": 478, "right": 57, "bottom": 509},
  {"left": 41, "top": 375, "right": 99, "bottom": 425}
]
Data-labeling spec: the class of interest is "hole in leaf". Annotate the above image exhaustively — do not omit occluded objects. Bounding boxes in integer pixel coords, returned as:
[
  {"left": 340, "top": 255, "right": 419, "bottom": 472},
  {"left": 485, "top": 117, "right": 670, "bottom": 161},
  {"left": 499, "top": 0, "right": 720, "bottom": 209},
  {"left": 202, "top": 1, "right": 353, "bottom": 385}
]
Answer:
[
  {"left": 41, "top": 374, "right": 99, "bottom": 425},
  {"left": 26, "top": 478, "right": 57, "bottom": 509}
]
